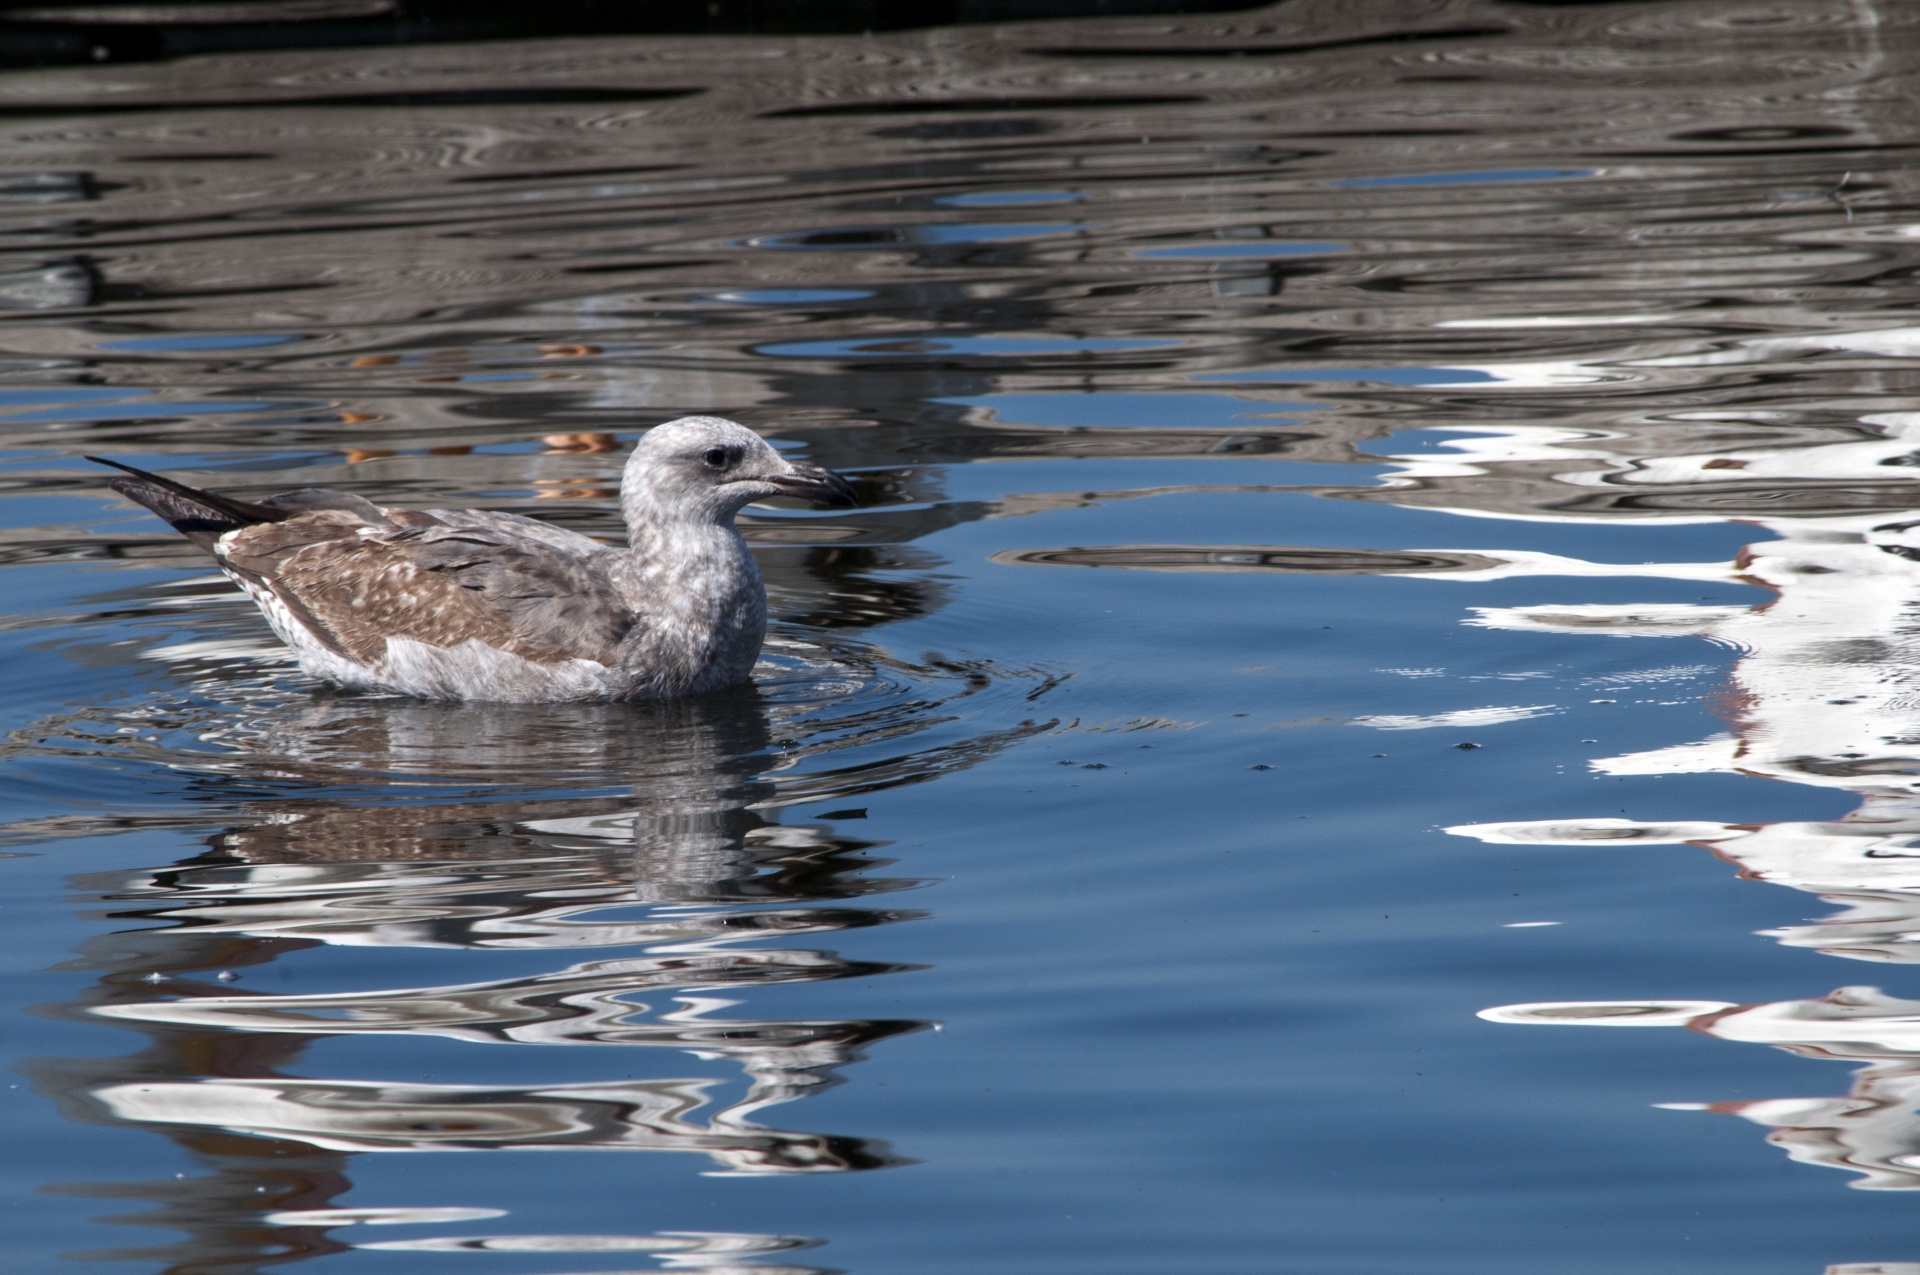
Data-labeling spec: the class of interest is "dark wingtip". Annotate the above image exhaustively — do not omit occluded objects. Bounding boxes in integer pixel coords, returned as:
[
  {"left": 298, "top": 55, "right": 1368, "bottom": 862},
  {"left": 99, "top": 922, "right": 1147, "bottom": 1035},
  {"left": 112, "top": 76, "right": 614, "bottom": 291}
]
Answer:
[{"left": 85, "top": 454, "right": 292, "bottom": 525}]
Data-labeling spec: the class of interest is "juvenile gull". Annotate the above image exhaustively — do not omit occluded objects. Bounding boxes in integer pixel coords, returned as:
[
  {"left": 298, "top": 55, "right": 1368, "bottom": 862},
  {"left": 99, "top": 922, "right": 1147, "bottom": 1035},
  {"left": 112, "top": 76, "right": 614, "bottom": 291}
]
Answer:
[{"left": 91, "top": 416, "right": 856, "bottom": 702}]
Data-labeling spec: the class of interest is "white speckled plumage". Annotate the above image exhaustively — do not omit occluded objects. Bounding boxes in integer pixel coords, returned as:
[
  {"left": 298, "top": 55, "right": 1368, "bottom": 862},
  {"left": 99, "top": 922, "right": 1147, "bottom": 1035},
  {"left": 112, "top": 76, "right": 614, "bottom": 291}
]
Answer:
[{"left": 97, "top": 416, "right": 856, "bottom": 703}]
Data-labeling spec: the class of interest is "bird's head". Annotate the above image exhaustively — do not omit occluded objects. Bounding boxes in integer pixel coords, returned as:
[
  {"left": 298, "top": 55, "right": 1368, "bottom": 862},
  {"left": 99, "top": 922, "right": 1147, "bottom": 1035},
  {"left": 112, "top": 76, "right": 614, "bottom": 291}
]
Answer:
[{"left": 622, "top": 416, "right": 856, "bottom": 526}]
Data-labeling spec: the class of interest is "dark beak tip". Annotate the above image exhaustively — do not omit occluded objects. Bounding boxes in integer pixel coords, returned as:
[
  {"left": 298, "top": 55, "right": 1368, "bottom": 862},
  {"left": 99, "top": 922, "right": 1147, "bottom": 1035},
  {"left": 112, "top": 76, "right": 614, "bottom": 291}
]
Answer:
[
  {"left": 823, "top": 475, "right": 859, "bottom": 509},
  {"left": 773, "top": 465, "right": 858, "bottom": 509}
]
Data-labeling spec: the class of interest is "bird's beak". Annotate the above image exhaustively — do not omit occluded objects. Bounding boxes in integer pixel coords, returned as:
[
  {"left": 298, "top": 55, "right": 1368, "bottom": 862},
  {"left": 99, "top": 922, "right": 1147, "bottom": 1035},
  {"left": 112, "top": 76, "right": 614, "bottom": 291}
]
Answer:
[{"left": 765, "top": 461, "right": 858, "bottom": 508}]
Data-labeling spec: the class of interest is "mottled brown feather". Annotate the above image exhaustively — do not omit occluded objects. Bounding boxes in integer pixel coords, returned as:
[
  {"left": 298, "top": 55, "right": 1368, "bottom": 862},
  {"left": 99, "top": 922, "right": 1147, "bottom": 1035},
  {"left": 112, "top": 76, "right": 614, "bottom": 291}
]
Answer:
[{"left": 220, "top": 512, "right": 631, "bottom": 667}]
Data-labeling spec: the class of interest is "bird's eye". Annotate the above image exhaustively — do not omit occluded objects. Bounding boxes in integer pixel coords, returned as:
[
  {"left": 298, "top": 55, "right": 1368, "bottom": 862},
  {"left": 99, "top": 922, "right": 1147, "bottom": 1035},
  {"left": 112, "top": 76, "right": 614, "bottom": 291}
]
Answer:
[{"left": 702, "top": 447, "right": 730, "bottom": 469}]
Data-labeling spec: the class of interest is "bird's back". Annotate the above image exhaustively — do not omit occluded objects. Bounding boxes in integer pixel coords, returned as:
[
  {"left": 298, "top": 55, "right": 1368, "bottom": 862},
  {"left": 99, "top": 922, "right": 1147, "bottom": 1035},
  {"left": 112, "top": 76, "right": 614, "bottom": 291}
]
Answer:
[{"left": 102, "top": 462, "right": 641, "bottom": 700}]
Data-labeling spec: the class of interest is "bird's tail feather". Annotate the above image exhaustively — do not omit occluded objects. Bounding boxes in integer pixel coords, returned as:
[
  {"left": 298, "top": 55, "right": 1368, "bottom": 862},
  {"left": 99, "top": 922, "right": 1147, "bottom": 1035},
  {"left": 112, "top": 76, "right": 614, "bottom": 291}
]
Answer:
[{"left": 87, "top": 456, "right": 290, "bottom": 552}]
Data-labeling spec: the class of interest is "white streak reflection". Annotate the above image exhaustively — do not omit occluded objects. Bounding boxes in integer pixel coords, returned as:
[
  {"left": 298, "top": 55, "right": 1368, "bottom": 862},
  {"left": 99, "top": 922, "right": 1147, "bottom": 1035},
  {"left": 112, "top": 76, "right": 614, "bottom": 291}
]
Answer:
[
  {"left": 92, "top": 1071, "right": 895, "bottom": 1175},
  {"left": 1354, "top": 704, "right": 1558, "bottom": 731},
  {"left": 1481, "top": 988, "right": 1920, "bottom": 1191}
]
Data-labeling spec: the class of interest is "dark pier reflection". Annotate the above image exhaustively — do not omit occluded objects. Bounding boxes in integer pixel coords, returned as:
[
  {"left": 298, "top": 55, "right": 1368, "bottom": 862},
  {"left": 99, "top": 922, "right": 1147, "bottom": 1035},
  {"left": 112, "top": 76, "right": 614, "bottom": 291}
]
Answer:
[{"left": 19, "top": 686, "right": 989, "bottom": 1270}]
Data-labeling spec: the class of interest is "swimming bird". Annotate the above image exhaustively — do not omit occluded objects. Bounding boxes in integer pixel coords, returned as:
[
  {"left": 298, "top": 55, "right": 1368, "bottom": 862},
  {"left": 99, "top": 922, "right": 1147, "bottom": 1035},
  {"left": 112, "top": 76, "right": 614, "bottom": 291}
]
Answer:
[{"left": 91, "top": 416, "right": 857, "bottom": 702}]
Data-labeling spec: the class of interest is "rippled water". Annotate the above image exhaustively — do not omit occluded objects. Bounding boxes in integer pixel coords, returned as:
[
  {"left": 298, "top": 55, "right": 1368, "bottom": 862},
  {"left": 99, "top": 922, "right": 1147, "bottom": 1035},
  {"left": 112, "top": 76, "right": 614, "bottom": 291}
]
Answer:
[{"left": 10, "top": 2, "right": 1920, "bottom": 1272}]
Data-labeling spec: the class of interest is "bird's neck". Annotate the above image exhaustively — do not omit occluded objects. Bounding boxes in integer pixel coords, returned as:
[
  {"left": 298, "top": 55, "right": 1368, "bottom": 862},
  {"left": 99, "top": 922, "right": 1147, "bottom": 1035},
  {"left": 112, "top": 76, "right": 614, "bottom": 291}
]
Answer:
[
  {"left": 630, "top": 520, "right": 754, "bottom": 582},
  {"left": 616, "top": 511, "right": 767, "bottom": 695}
]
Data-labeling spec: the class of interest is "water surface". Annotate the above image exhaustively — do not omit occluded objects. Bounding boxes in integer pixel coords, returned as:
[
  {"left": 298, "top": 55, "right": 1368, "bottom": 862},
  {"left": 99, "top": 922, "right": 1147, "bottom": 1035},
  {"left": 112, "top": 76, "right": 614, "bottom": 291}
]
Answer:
[{"left": 4, "top": 3, "right": 1920, "bottom": 1273}]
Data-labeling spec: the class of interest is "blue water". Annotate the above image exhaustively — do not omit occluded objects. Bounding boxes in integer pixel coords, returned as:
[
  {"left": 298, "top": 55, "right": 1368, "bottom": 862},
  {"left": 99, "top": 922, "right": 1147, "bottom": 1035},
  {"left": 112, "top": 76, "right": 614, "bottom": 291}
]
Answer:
[{"left": 0, "top": 5, "right": 1916, "bottom": 1274}]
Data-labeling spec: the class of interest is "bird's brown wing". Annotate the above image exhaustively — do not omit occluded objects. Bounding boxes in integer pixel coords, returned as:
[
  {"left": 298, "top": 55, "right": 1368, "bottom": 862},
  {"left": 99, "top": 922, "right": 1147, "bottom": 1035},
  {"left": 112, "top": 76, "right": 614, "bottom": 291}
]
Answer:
[{"left": 218, "top": 511, "right": 632, "bottom": 667}]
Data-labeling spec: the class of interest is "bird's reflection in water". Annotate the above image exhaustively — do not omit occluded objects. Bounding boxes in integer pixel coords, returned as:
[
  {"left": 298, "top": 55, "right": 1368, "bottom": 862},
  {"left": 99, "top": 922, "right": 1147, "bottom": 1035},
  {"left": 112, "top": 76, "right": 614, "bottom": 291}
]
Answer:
[{"left": 23, "top": 687, "right": 964, "bottom": 1272}]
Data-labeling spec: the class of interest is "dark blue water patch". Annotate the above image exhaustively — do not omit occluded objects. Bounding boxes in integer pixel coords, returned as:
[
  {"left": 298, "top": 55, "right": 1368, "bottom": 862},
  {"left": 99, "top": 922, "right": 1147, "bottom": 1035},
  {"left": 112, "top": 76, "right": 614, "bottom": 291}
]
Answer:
[
  {"left": 505, "top": 599, "right": 1833, "bottom": 1275},
  {"left": 0, "top": 492, "right": 125, "bottom": 541},
  {"left": 1134, "top": 239, "right": 1347, "bottom": 259},
  {"left": 912, "top": 222, "right": 1087, "bottom": 244},
  {"left": 746, "top": 222, "right": 1086, "bottom": 249},
  {"left": 1197, "top": 366, "right": 1501, "bottom": 385},
  {"left": 759, "top": 334, "right": 1179, "bottom": 359},
  {"left": 933, "top": 479, "right": 1773, "bottom": 573},
  {"left": 0, "top": 830, "right": 264, "bottom": 1268},
  {"left": 94, "top": 334, "right": 304, "bottom": 352},
  {"left": 934, "top": 392, "right": 1329, "bottom": 428},
  {"left": 0, "top": 558, "right": 182, "bottom": 619},
  {"left": 697, "top": 288, "right": 875, "bottom": 304},
  {"left": 1346, "top": 492, "right": 1773, "bottom": 566},
  {"left": 936, "top": 190, "right": 1085, "bottom": 207},
  {"left": 936, "top": 504, "right": 1744, "bottom": 670},
  {"left": 927, "top": 500, "right": 1779, "bottom": 775},
  {"left": 1330, "top": 168, "right": 1601, "bottom": 188},
  {"left": 0, "top": 387, "right": 145, "bottom": 407}
]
